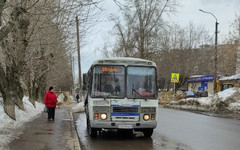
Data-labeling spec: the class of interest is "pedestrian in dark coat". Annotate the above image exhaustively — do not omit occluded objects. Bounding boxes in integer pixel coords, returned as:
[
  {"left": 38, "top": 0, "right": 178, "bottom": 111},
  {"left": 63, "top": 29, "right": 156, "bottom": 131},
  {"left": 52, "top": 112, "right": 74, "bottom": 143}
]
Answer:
[
  {"left": 76, "top": 93, "right": 80, "bottom": 103},
  {"left": 44, "top": 86, "right": 58, "bottom": 121}
]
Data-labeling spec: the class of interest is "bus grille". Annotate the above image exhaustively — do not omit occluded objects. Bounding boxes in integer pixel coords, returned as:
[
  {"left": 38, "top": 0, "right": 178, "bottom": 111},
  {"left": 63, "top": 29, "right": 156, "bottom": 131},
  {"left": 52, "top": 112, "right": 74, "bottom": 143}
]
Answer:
[
  {"left": 112, "top": 107, "right": 138, "bottom": 113},
  {"left": 141, "top": 107, "right": 156, "bottom": 113},
  {"left": 93, "top": 106, "right": 110, "bottom": 113},
  {"left": 111, "top": 107, "right": 139, "bottom": 121}
]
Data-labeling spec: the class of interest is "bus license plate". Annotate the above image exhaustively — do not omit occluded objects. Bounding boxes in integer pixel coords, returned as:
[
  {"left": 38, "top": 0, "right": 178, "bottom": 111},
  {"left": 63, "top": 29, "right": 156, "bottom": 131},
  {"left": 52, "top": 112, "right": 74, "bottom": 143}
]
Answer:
[{"left": 118, "top": 125, "right": 133, "bottom": 129}]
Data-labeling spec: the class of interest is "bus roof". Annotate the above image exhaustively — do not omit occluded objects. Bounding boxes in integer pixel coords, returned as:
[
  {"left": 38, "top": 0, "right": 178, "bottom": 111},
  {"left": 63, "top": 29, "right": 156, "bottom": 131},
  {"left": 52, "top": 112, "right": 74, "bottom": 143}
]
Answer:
[{"left": 92, "top": 57, "right": 156, "bottom": 67}]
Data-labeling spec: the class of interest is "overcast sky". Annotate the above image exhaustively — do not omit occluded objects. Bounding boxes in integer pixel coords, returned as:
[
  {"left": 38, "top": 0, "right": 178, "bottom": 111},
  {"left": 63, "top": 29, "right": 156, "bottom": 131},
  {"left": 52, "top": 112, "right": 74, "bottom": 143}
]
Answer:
[{"left": 74, "top": 0, "right": 239, "bottom": 81}]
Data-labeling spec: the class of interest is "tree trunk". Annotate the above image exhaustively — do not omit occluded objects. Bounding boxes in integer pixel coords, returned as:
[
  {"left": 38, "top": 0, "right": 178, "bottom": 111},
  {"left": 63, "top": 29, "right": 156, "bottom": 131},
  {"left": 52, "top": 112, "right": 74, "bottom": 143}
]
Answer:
[
  {"left": 2, "top": 89, "right": 16, "bottom": 120},
  {"left": 7, "top": 66, "right": 25, "bottom": 110},
  {"left": 39, "top": 88, "right": 44, "bottom": 103},
  {"left": 14, "top": 79, "right": 24, "bottom": 110},
  {"left": 28, "top": 90, "right": 35, "bottom": 107},
  {"left": 0, "top": 66, "right": 24, "bottom": 119},
  {"left": 29, "top": 83, "right": 37, "bottom": 107},
  {"left": 27, "top": 80, "right": 36, "bottom": 107},
  {"left": 2, "top": 83, "right": 24, "bottom": 120}
]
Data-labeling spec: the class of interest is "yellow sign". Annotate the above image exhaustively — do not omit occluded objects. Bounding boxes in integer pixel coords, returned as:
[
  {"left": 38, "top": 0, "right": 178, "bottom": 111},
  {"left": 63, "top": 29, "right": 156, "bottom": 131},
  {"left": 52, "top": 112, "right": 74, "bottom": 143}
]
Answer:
[{"left": 171, "top": 73, "right": 180, "bottom": 83}]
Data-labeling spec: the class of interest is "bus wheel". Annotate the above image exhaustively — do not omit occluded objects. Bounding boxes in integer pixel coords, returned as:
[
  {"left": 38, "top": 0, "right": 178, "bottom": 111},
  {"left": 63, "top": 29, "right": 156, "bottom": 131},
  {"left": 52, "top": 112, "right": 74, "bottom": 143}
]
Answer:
[
  {"left": 89, "top": 127, "right": 97, "bottom": 138},
  {"left": 87, "top": 120, "right": 97, "bottom": 138},
  {"left": 142, "top": 129, "right": 153, "bottom": 137}
]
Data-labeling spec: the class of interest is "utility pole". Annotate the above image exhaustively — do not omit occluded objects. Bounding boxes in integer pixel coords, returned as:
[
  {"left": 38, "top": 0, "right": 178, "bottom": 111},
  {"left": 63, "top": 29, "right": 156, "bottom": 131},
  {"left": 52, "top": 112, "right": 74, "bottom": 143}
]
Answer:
[
  {"left": 76, "top": 16, "right": 82, "bottom": 100},
  {"left": 199, "top": 9, "right": 219, "bottom": 93},
  {"left": 71, "top": 54, "right": 75, "bottom": 92}
]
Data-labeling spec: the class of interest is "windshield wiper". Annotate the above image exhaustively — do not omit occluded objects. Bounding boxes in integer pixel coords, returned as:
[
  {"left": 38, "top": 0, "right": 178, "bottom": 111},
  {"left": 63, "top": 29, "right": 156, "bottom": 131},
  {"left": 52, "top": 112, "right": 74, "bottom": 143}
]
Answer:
[
  {"left": 102, "top": 92, "right": 111, "bottom": 100},
  {"left": 132, "top": 88, "right": 147, "bottom": 100}
]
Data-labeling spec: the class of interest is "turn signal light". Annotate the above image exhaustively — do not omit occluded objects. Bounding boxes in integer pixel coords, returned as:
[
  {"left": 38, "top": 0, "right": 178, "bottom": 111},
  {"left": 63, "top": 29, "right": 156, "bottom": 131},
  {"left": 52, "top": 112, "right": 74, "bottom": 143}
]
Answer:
[
  {"left": 94, "top": 113, "right": 99, "bottom": 119},
  {"left": 151, "top": 114, "right": 155, "bottom": 120}
]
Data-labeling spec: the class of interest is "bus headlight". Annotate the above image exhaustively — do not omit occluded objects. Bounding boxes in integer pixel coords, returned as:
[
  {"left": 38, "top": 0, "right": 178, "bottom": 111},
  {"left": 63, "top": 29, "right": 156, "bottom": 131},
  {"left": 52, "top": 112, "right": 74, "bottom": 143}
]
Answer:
[
  {"left": 100, "top": 113, "right": 107, "bottom": 120},
  {"left": 143, "top": 114, "right": 150, "bottom": 121}
]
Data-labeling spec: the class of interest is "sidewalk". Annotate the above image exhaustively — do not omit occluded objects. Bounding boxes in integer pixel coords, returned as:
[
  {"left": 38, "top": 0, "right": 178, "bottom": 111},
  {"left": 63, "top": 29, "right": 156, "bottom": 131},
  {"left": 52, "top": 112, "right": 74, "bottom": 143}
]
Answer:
[{"left": 8, "top": 103, "right": 81, "bottom": 150}]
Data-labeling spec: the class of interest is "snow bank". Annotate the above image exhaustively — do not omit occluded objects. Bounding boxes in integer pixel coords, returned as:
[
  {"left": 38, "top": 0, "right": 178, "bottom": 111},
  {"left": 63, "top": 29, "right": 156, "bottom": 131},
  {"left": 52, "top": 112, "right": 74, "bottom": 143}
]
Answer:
[
  {"left": 229, "top": 102, "right": 240, "bottom": 111},
  {"left": 168, "top": 88, "right": 240, "bottom": 113},
  {"left": 0, "top": 96, "right": 44, "bottom": 149},
  {"left": 0, "top": 94, "right": 79, "bottom": 149},
  {"left": 72, "top": 102, "right": 85, "bottom": 113},
  {"left": 220, "top": 74, "right": 240, "bottom": 81},
  {"left": 57, "top": 93, "right": 65, "bottom": 102},
  {"left": 197, "top": 97, "right": 213, "bottom": 105},
  {"left": 215, "top": 88, "right": 238, "bottom": 100},
  {"left": 70, "top": 95, "right": 74, "bottom": 102}
]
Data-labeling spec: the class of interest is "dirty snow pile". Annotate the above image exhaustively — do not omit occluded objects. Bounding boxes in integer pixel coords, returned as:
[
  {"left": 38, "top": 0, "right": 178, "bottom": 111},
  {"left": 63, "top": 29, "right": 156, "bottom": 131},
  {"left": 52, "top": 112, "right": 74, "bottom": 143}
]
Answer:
[
  {"left": 169, "top": 88, "right": 240, "bottom": 112},
  {"left": 57, "top": 93, "right": 65, "bottom": 102},
  {"left": 72, "top": 101, "right": 85, "bottom": 113},
  {"left": 0, "top": 96, "right": 44, "bottom": 149}
]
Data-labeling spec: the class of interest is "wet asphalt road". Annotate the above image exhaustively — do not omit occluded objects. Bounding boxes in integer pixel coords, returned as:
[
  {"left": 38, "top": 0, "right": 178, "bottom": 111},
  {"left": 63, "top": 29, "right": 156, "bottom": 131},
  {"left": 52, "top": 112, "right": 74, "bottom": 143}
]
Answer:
[{"left": 74, "top": 107, "right": 240, "bottom": 150}]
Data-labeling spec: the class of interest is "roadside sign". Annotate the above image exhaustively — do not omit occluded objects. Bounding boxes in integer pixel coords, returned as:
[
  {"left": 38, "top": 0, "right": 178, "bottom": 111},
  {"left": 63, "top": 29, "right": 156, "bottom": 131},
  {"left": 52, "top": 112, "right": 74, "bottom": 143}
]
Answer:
[{"left": 171, "top": 73, "right": 180, "bottom": 83}]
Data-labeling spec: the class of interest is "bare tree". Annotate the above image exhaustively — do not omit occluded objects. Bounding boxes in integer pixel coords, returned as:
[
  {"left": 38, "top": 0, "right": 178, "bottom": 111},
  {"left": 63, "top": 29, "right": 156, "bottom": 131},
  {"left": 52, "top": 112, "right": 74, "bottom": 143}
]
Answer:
[
  {"left": 0, "top": 0, "right": 102, "bottom": 119},
  {"left": 0, "top": 0, "right": 31, "bottom": 119},
  {"left": 155, "top": 23, "right": 212, "bottom": 89},
  {"left": 111, "top": 0, "right": 178, "bottom": 59},
  {"left": 233, "top": 16, "right": 240, "bottom": 74},
  {"left": 225, "top": 1, "right": 240, "bottom": 75},
  {"left": 219, "top": 15, "right": 239, "bottom": 75}
]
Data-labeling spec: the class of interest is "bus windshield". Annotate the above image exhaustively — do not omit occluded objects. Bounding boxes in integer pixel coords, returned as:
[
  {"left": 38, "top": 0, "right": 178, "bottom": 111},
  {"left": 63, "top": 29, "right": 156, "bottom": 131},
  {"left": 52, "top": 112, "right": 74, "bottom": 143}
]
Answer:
[
  {"left": 127, "top": 66, "right": 156, "bottom": 99},
  {"left": 90, "top": 65, "right": 125, "bottom": 98}
]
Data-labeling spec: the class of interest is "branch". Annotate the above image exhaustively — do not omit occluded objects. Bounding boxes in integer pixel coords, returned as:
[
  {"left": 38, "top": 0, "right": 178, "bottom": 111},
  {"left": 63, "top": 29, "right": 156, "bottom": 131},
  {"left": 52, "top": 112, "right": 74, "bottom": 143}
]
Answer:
[
  {"left": 0, "top": 22, "right": 14, "bottom": 41},
  {"left": 0, "top": 0, "right": 6, "bottom": 26},
  {"left": 0, "top": 6, "right": 24, "bottom": 41},
  {"left": 113, "top": 0, "right": 130, "bottom": 10},
  {"left": 26, "top": 0, "right": 40, "bottom": 10}
]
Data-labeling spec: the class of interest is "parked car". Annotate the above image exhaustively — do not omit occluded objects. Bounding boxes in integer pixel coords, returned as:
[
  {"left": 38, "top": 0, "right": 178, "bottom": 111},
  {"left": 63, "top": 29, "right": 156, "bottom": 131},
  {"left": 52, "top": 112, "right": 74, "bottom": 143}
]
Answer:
[
  {"left": 186, "top": 90, "right": 195, "bottom": 97},
  {"left": 196, "top": 91, "right": 208, "bottom": 97}
]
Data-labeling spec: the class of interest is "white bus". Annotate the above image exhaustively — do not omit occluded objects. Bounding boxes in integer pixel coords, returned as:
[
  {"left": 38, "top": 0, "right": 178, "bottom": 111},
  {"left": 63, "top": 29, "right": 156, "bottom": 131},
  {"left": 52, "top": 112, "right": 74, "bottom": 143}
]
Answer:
[{"left": 83, "top": 57, "right": 158, "bottom": 137}]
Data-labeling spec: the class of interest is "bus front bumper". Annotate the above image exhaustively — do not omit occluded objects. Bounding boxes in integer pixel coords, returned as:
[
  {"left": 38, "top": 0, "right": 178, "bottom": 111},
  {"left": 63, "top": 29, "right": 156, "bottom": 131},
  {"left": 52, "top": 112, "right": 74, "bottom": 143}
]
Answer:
[{"left": 91, "top": 120, "right": 157, "bottom": 129}]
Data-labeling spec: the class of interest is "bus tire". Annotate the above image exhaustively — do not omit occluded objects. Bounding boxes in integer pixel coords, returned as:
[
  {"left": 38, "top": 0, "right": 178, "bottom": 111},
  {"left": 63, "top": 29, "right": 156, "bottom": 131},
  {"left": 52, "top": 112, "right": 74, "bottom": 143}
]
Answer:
[
  {"left": 87, "top": 119, "right": 97, "bottom": 138},
  {"left": 142, "top": 128, "right": 153, "bottom": 137},
  {"left": 89, "top": 127, "right": 97, "bottom": 138}
]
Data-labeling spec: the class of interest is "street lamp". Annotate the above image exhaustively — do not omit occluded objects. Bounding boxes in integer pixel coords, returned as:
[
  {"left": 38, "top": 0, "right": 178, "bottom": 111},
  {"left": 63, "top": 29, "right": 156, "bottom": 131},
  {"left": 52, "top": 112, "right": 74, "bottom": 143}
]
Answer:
[{"left": 199, "top": 9, "right": 219, "bottom": 93}]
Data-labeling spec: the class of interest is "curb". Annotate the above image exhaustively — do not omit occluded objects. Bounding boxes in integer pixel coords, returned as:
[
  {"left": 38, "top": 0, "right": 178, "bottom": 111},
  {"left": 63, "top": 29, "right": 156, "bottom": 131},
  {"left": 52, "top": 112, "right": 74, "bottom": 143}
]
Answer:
[{"left": 69, "top": 111, "right": 81, "bottom": 150}]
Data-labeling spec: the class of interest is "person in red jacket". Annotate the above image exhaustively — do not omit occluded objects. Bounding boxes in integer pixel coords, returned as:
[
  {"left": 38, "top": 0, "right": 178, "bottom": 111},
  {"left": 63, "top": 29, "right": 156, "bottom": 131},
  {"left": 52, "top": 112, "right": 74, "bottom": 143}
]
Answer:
[{"left": 44, "top": 86, "right": 58, "bottom": 121}]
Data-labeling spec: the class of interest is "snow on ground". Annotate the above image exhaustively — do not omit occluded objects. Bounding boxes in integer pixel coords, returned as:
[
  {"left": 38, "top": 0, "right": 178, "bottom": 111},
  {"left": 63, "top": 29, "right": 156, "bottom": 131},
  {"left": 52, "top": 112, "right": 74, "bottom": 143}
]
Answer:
[
  {"left": 0, "top": 88, "right": 239, "bottom": 149},
  {"left": 58, "top": 93, "right": 65, "bottom": 102},
  {"left": 196, "top": 96, "right": 212, "bottom": 105},
  {"left": 220, "top": 74, "right": 240, "bottom": 81},
  {"left": 215, "top": 88, "right": 239, "bottom": 100},
  {"left": 72, "top": 102, "right": 85, "bottom": 113},
  {"left": 0, "top": 96, "right": 44, "bottom": 149},
  {"left": 229, "top": 102, "right": 240, "bottom": 111},
  {"left": 169, "top": 87, "right": 240, "bottom": 112},
  {"left": 0, "top": 95, "right": 85, "bottom": 149}
]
